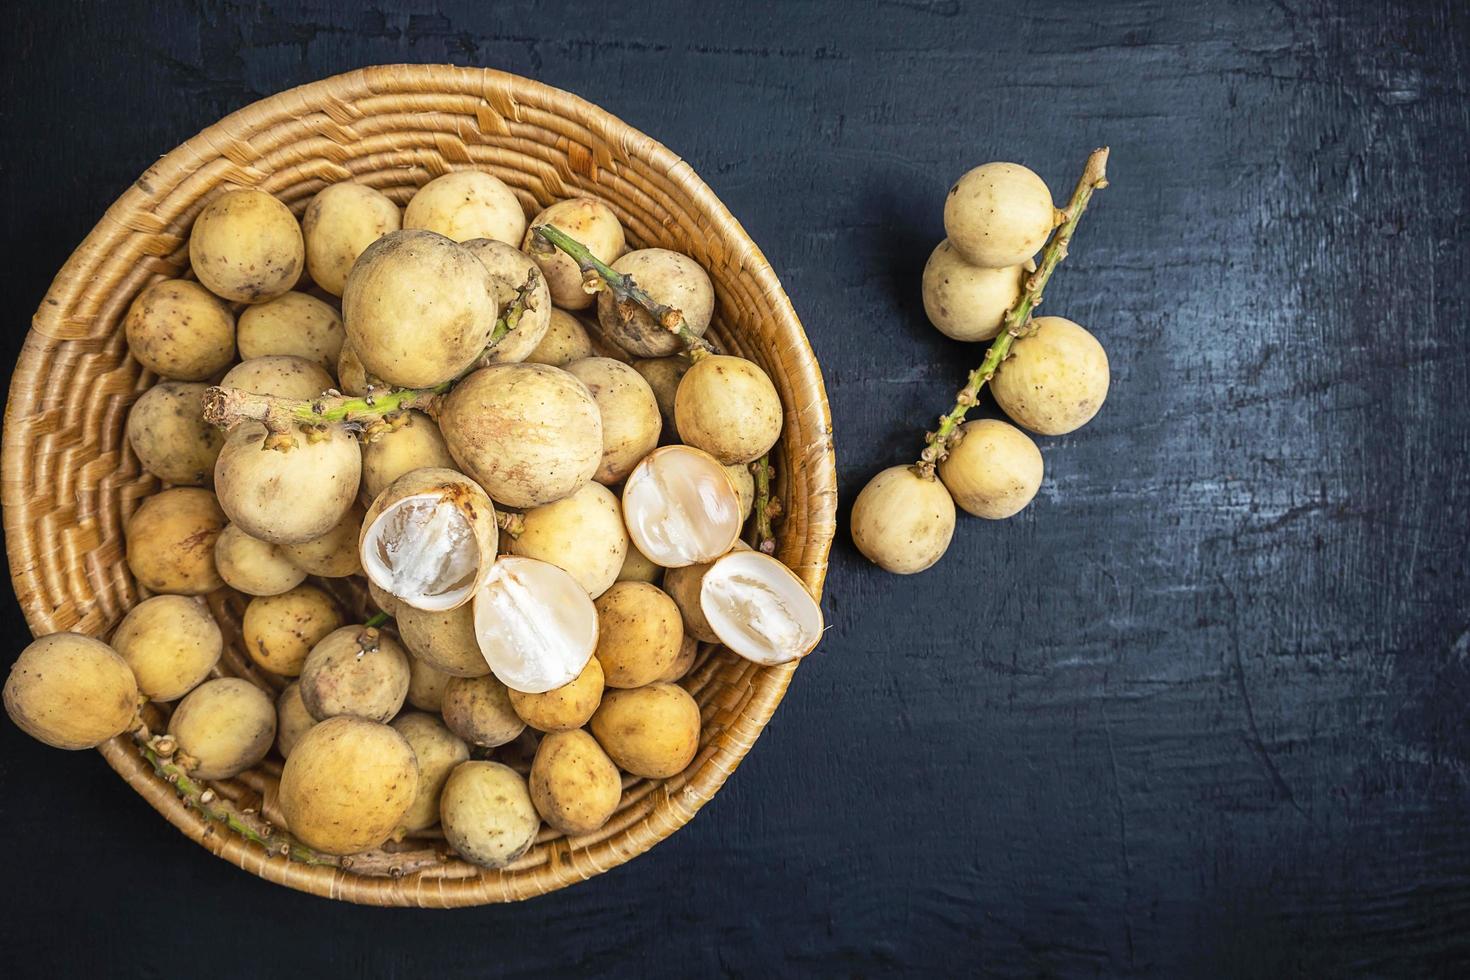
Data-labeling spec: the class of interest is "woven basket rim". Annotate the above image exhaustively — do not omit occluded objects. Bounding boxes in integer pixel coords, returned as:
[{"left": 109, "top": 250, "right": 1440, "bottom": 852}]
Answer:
[{"left": 1, "top": 64, "right": 836, "bottom": 906}]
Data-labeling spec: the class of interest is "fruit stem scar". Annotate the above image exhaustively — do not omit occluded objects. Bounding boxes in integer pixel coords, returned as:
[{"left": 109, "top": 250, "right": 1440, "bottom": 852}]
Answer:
[
  {"left": 914, "top": 146, "right": 1110, "bottom": 480},
  {"left": 495, "top": 511, "right": 525, "bottom": 538}
]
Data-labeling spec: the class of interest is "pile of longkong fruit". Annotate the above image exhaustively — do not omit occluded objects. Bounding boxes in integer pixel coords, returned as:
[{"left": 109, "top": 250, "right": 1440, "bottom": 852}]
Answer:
[{"left": 3, "top": 170, "right": 824, "bottom": 867}]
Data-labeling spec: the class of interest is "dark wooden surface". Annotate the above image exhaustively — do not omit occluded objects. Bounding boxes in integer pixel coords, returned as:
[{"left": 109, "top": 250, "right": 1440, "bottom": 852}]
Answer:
[{"left": 2, "top": 1, "right": 1467, "bottom": 976}]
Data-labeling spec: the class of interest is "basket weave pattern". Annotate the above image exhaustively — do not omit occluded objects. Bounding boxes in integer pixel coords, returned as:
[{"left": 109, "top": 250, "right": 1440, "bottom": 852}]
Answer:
[{"left": 2, "top": 65, "right": 836, "bottom": 906}]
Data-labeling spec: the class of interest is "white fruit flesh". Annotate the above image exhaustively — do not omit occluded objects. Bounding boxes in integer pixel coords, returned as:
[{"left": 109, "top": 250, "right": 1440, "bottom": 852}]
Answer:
[
  {"left": 622, "top": 446, "right": 742, "bottom": 568},
  {"left": 699, "top": 550, "right": 823, "bottom": 666},
  {"left": 472, "top": 556, "right": 597, "bottom": 694},
  {"left": 363, "top": 495, "right": 480, "bottom": 611}
]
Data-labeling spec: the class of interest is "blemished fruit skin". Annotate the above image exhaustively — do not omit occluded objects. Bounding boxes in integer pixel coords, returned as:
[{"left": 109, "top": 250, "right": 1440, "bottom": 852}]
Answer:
[
  {"left": 921, "top": 240, "right": 1026, "bottom": 342},
  {"left": 167, "top": 677, "right": 276, "bottom": 780},
  {"left": 111, "top": 595, "right": 222, "bottom": 702},
  {"left": 943, "top": 162, "right": 1056, "bottom": 269},
  {"left": 938, "top": 419, "right": 1045, "bottom": 519},
  {"left": 508, "top": 656, "right": 605, "bottom": 733},
  {"left": 275, "top": 682, "right": 316, "bottom": 759},
  {"left": 850, "top": 465, "right": 956, "bottom": 575},
  {"left": 396, "top": 604, "right": 491, "bottom": 678},
  {"left": 127, "top": 381, "right": 224, "bottom": 486},
  {"left": 589, "top": 682, "right": 701, "bottom": 779},
  {"left": 189, "top": 188, "right": 305, "bottom": 303},
  {"left": 298, "top": 626, "right": 411, "bottom": 724},
  {"left": 596, "top": 248, "right": 713, "bottom": 357},
  {"left": 674, "top": 355, "right": 783, "bottom": 465},
  {"left": 278, "top": 716, "right": 418, "bottom": 855},
  {"left": 391, "top": 712, "right": 471, "bottom": 832},
  {"left": 525, "top": 309, "right": 594, "bottom": 367},
  {"left": 241, "top": 584, "right": 344, "bottom": 677},
  {"left": 522, "top": 197, "right": 626, "bottom": 310},
  {"left": 302, "top": 181, "right": 402, "bottom": 297},
  {"left": 214, "top": 523, "right": 306, "bottom": 596},
  {"left": 237, "top": 291, "right": 346, "bottom": 371},
  {"left": 4, "top": 633, "right": 139, "bottom": 750},
  {"left": 123, "top": 280, "right": 235, "bottom": 381},
  {"left": 125, "top": 487, "right": 227, "bottom": 595},
  {"left": 280, "top": 503, "right": 364, "bottom": 578},
  {"left": 593, "top": 582, "right": 684, "bottom": 689},
  {"left": 214, "top": 422, "right": 361, "bottom": 545},
  {"left": 405, "top": 171, "right": 527, "bottom": 246},
  {"left": 564, "top": 357, "right": 661, "bottom": 485},
  {"left": 441, "top": 674, "right": 526, "bottom": 748},
  {"left": 530, "top": 729, "right": 622, "bottom": 836},
  {"left": 221, "top": 354, "right": 334, "bottom": 400},
  {"left": 990, "top": 316, "right": 1111, "bottom": 436},
  {"left": 460, "top": 239, "right": 553, "bottom": 364},
  {"left": 439, "top": 761, "right": 540, "bottom": 868},
  {"left": 360, "top": 412, "right": 454, "bottom": 503}
]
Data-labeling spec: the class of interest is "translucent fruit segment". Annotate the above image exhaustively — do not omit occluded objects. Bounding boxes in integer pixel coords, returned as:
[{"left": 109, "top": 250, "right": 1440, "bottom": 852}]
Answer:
[
  {"left": 363, "top": 496, "right": 480, "bottom": 610},
  {"left": 699, "top": 550, "right": 823, "bottom": 667},
  {"left": 472, "top": 556, "right": 598, "bottom": 694},
  {"left": 622, "top": 446, "right": 742, "bottom": 568}
]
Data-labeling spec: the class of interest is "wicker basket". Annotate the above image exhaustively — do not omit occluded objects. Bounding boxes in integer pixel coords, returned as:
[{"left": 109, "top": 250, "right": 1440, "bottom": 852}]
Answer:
[{"left": 1, "top": 64, "right": 836, "bottom": 906}]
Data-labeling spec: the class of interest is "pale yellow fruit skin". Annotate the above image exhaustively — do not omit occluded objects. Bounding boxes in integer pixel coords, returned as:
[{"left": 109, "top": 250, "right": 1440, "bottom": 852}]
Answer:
[
  {"left": 657, "top": 635, "right": 699, "bottom": 684},
  {"left": 126, "top": 487, "right": 226, "bottom": 595},
  {"left": 674, "top": 355, "right": 783, "bottom": 465},
  {"left": 112, "top": 595, "right": 222, "bottom": 702},
  {"left": 938, "top": 419, "right": 1044, "bottom": 519},
  {"left": 242, "top": 584, "right": 344, "bottom": 677},
  {"left": 215, "top": 523, "right": 305, "bottom": 596},
  {"left": 442, "top": 674, "right": 525, "bottom": 748},
  {"left": 508, "top": 656, "right": 604, "bottom": 733},
  {"left": 127, "top": 381, "right": 223, "bottom": 487},
  {"left": 336, "top": 343, "right": 376, "bottom": 396},
  {"left": 391, "top": 711, "right": 471, "bottom": 832},
  {"left": 508, "top": 482, "right": 628, "bottom": 598},
  {"left": 299, "top": 626, "right": 411, "bottom": 723},
  {"left": 359, "top": 411, "right": 454, "bottom": 503},
  {"left": 525, "top": 309, "right": 593, "bottom": 367},
  {"left": 632, "top": 356, "right": 689, "bottom": 429},
  {"left": 439, "top": 761, "right": 539, "bottom": 868},
  {"left": 563, "top": 357, "right": 661, "bottom": 485},
  {"left": 943, "top": 162, "right": 1055, "bottom": 269},
  {"left": 367, "top": 581, "right": 401, "bottom": 618},
  {"left": 406, "top": 653, "right": 453, "bottom": 712},
  {"left": 523, "top": 198, "right": 626, "bottom": 309},
  {"left": 302, "top": 181, "right": 401, "bottom": 297},
  {"left": 342, "top": 229, "right": 497, "bottom": 388},
  {"left": 395, "top": 604, "right": 490, "bottom": 678},
  {"left": 190, "top": 189, "right": 304, "bottom": 303},
  {"left": 167, "top": 677, "right": 276, "bottom": 780},
  {"left": 921, "top": 240, "right": 1026, "bottom": 342},
  {"left": 439, "top": 363, "right": 603, "bottom": 509},
  {"left": 124, "top": 279, "right": 235, "bottom": 381},
  {"left": 280, "top": 503, "right": 364, "bottom": 578},
  {"left": 663, "top": 559, "right": 719, "bottom": 643},
  {"left": 595, "top": 248, "right": 713, "bottom": 356},
  {"left": 279, "top": 716, "right": 418, "bottom": 855},
  {"left": 237, "top": 292, "right": 346, "bottom": 371},
  {"left": 4, "top": 633, "right": 139, "bottom": 750},
  {"left": 726, "top": 463, "right": 756, "bottom": 522},
  {"left": 590, "top": 682, "right": 700, "bottom": 779},
  {"left": 221, "top": 355, "right": 335, "bottom": 400},
  {"left": 275, "top": 682, "right": 316, "bottom": 759},
  {"left": 461, "top": 238, "right": 553, "bottom": 364},
  {"left": 593, "top": 582, "right": 684, "bottom": 689},
  {"left": 990, "top": 315, "right": 1110, "bottom": 435},
  {"left": 405, "top": 171, "right": 527, "bottom": 246},
  {"left": 530, "top": 729, "right": 621, "bottom": 836},
  {"left": 214, "top": 422, "right": 361, "bottom": 544},
  {"left": 850, "top": 465, "right": 956, "bottom": 575},
  {"left": 616, "top": 540, "right": 663, "bottom": 586}
]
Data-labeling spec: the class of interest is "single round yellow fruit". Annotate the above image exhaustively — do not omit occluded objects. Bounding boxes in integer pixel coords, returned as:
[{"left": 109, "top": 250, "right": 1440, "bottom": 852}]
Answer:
[
  {"left": 342, "top": 229, "right": 497, "bottom": 388},
  {"left": 850, "top": 465, "right": 956, "bottom": 575},
  {"left": 596, "top": 248, "right": 713, "bottom": 357},
  {"left": 299, "top": 625, "right": 410, "bottom": 723},
  {"left": 405, "top": 171, "right": 526, "bottom": 245},
  {"left": 530, "top": 729, "right": 621, "bottom": 836},
  {"left": 441, "top": 674, "right": 525, "bottom": 748},
  {"left": 990, "top": 316, "right": 1110, "bottom": 435},
  {"left": 237, "top": 292, "right": 346, "bottom": 371},
  {"left": 461, "top": 238, "right": 553, "bottom": 364},
  {"left": 359, "top": 411, "right": 454, "bottom": 503},
  {"left": 111, "top": 595, "right": 221, "bottom": 702},
  {"left": 127, "top": 381, "right": 224, "bottom": 487},
  {"left": 632, "top": 356, "right": 689, "bottom": 429},
  {"left": 674, "top": 355, "right": 783, "bottom": 465},
  {"left": 944, "top": 162, "right": 1055, "bottom": 269},
  {"left": 167, "top": 677, "right": 276, "bottom": 780},
  {"left": 921, "top": 240, "right": 1026, "bottom": 341},
  {"left": 508, "top": 482, "right": 628, "bottom": 598},
  {"left": 215, "top": 523, "right": 305, "bottom": 596},
  {"left": 275, "top": 681, "right": 316, "bottom": 759},
  {"left": 590, "top": 682, "right": 700, "bottom": 779},
  {"left": 241, "top": 584, "right": 343, "bottom": 677},
  {"left": 523, "top": 197, "right": 626, "bottom": 309},
  {"left": 126, "top": 487, "right": 226, "bottom": 595},
  {"left": 189, "top": 188, "right": 304, "bottom": 303},
  {"left": 391, "top": 711, "right": 471, "bottom": 832},
  {"left": 439, "top": 760, "right": 539, "bottom": 868},
  {"left": 406, "top": 653, "right": 453, "bottom": 712},
  {"left": 525, "top": 308, "right": 594, "bottom": 366},
  {"left": 593, "top": 582, "right": 683, "bottom": 689},
  {"left": 508, "top": 655, "right": 604, "bottom": 733},
  {"left": 302, "top": 181, "right": 401, "bottom": 296},
  {"left": 280, "top": 503, "right": 364, "bottom": 578},
  {"left": 214, "top": 422, "right": 361, "bottom": 545},
  {"left": 439, "top": 363, "right": 602, "bottom": 508},
  {"left": 220, "top": 354, "right": 334, "bottom": 400},
  {"left": 395, "top": 603, "right": 490, "bottom": 678},
  {"left": 565, "top": 357, "right": 661, "bottom": 484},
  {"left": 937, "top": 419, "right": 1044, "bottom": 519},
  {"left": 124, "top": 279, "right": 235, "bottom": 381},
  {"left": 4, "top": 633, "right": 139, "bottom": 750},
  {"left": 279, "top": 715, "right": 418, "bottom": 855}
]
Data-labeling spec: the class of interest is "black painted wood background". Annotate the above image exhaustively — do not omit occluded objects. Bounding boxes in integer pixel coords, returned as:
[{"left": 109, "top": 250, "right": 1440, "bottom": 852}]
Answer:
[{"left": 2, "top": 1, "right": 1466, "bottom": 976}]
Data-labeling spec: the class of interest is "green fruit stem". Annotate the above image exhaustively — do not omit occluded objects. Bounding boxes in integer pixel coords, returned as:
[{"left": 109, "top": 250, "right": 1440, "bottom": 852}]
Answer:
[
  {"left": 364, "top": 610, "right": 390, "bottom": 630},
  {"left": 530, "top": 223, "right": 716, "bottom": 358},
  {"left": 915, "top": 146, "right": 1111, "bottom": 480},
  {"left": 749, "top": 453, "right": 780, "bottom": 555}
]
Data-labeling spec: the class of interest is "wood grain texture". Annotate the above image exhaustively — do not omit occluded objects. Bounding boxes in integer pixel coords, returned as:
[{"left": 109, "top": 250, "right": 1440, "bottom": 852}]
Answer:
[{"left": 1, "top": 0, "right": 1466, "bottom": 975}]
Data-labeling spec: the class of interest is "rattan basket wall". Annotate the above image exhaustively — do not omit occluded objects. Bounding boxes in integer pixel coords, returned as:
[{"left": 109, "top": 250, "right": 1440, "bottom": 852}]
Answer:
[{"left": 2, "top": 64, "right": 836, "bottom": 906}]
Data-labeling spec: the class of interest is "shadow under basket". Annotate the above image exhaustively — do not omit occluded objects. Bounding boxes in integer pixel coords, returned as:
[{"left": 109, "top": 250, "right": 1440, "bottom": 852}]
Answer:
[{"left": 1, "top": 64, "right": 837, "bottom": 907}]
